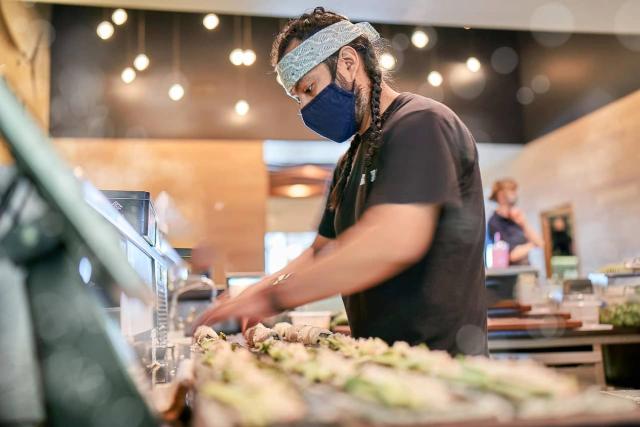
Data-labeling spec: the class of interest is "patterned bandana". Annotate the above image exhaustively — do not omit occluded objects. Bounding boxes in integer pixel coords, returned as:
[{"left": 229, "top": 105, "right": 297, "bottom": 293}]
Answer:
[{"left": 276, "top": 20, "right": 380, "bottom": 95}]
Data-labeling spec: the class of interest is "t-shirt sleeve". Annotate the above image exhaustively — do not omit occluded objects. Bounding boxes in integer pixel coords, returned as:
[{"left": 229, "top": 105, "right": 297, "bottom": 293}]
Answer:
[
  {"left": 318, "top": 202, "right": 336, "bottom": 238},
  {"left": 367, "top": 110, "right": 462, "bottom": 207},
  {"left": 317, "top": 162, "right": 342, "bottom": 239}
]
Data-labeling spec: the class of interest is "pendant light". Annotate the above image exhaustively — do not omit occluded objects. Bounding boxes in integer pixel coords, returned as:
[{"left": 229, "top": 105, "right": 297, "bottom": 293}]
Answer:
[
  {"left": 168, "top": 15, "right": 184, "bottom": 101},
  {"left": 134, "top": 12, "right": 150, "bottom": 71}
]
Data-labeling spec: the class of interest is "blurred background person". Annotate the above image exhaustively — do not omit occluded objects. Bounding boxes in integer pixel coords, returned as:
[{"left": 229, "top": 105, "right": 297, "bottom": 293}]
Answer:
[
  {"left": 551, "top": 216, "right": 574, "bottom": 256},
  {"left": 488, "top": 178, "right": 544, "bottom": 265}
]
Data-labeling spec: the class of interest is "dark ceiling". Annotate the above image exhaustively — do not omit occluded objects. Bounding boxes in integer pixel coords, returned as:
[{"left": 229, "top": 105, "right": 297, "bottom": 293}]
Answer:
[{"left": 49, "top": 5, "right": 640, "bottom": 144}]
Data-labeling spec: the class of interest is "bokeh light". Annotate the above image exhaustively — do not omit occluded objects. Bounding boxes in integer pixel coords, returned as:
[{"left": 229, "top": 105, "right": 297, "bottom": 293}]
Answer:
[
  {"left": 466, "top": 57, "right": 482, "bottom": 73},
  {"left": 615, "top": 1, "right": 640, "bottom": 51},
  {"left": 111, "top": 9, "right": 127, "bottom": 26},
  {"left": 235, "top": 99, "right": 250, "bottom": 116},
  {"left": 96, "top": 21, "right": 114, "bottom": 40},
  {"left": 411, "top": 30, "right": 429, "bottom": 48},
  {"left": 133, "top": 53, "right": 150, "bottom": 71},
  {"left": 379, "top": 52, "right": 397, "bottom": 70},
  {"left": 530, "top": 2, "right": 574, "bottom": 47},
  {"left": 532, "top": 74, "right": 551, "bottom": 94},
  {"left": 120, "top": 67, "right": 136, "bottom": 84},
  {"left": 242, "top": 49, "right": 257, "bottom": 66},
  {"left": 427, "top": 71, "right": 443, "bottom": 87},
  {"left": 391, "top": 33, "right": 410, "bottom": 51},
  {"left": 168, "top": 83, "right": 185, "bottom": 101},
  {"left": 491, "top": 47, "right": 519, "bottom": 74},
  {"left": 517, "top": 87, "right": 535, "bottom": 105},
  {"left": 203, "top": 13, "right": 220, "bottom": 30},
  {"left": 229, "top": 48, "right": 244, "bottom": 66}
]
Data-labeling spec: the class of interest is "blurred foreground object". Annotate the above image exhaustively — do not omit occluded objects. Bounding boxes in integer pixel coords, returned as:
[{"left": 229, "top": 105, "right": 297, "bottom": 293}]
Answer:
[{"left": 0, "top": 77, "right": 157, "bottom": 426}]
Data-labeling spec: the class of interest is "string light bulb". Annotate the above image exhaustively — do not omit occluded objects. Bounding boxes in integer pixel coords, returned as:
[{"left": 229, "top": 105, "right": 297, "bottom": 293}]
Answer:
[
  {"left": 466, "top": 57, "right": 481, "bottom": 72},
  {"left": 411, "top": 30, "right": 429, "bottom": 48},
  {"left": 121, "top": 67, "right": 136, "bottom": 84},
  {"left": 203, "top": 13, "right": 220, "bottom": 30},
  {"left": 427, "top": 71, "right": 443, "bottom": 87},
  {"left": 133, "top": 53, "right": 150, "bottom": 71},
  {"left": 379, "top": 52, "right": 396, "bottom": 70},
  {"left": 112, "top": 8, "right": 128, "bottom": 26},
  {"left": 229, "top": 48, "right": 244, "bottom": 66},
  {"left": 235, "top": 99, "right": 250, "bottom": 116},
  {"left": 168, "top": 83, "right": 184, "bottom": 101},
  {"left": 242, "top": 49, "right": 256, "bottom": 66},
  {"left": 96, "top": 21, "right": 114, "bottom": 40}
]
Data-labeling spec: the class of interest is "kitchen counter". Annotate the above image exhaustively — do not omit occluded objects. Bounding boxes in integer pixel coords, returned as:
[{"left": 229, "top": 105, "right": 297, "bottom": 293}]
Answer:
[
  {"left": 489, "top": 327, "right": 640, "bottom": 386},
  {"left": 486, "top": 266, "right": 540, "bottom": 277}
]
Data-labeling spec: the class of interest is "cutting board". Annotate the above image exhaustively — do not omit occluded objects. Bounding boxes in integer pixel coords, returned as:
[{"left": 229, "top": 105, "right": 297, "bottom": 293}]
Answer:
[
  {"left": 490, "top": 300, "right": 532, "bottom": 311},
  {"left": 488, "top": 317, "right": 582, "bottom": 332}
]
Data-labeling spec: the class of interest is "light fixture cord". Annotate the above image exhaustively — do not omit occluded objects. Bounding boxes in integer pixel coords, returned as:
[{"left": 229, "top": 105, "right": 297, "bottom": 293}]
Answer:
[
  {"left": 138, "top": 11, "right": 146, "bottom": 53},
  {"left": 172, "top": 14, "right": 180, "bottom": 78},
  {"left": 244, "top": 16, "right": 252, "bottom": 49}
]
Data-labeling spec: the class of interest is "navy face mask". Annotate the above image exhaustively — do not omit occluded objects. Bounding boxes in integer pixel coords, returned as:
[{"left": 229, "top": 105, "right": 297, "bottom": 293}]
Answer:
[{"left": 300, "top": 82, "right": 357, "bottom": 143}]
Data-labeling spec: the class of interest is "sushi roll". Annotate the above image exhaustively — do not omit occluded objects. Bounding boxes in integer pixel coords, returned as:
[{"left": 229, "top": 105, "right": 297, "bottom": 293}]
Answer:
[{"left": 245, "top": 323, "right": 278, "bottom": 347}]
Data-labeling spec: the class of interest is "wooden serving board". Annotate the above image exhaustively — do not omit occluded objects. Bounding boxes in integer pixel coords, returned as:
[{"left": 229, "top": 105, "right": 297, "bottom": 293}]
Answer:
[
  {"left": 490, "top": 299, "right": 532, "bottom": 312},
  {"left": 488, "top": 317, "right": 582, "bottom": 332}
]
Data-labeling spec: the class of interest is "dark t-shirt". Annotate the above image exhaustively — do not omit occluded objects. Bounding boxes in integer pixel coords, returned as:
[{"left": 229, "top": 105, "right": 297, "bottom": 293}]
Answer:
[
  {"left": 487, "top": 213, "right": 529, "bottom": 265},
  {"left": 318, "top": 93, "right": 487, "bottom": 356}
]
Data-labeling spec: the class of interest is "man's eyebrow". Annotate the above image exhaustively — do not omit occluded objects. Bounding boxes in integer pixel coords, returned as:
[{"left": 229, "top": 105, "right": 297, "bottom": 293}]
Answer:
[{"left": 293, "top": 78, "right": 306, "bottom": 95}]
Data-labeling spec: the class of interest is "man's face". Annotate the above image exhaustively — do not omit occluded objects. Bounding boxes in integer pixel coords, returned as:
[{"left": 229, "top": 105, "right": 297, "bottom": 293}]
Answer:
[
  {"left": 552, "top": 217, "right": 566, "bottom": 231},
  {"left": 498, "top": 187, "right": 518, "bottom": 206},
  {"left": 286, "top": 43, "right": 370, "bottom": 131}
]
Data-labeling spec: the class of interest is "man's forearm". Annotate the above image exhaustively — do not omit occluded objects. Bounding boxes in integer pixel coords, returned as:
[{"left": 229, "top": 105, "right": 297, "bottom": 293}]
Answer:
[
  {"left": 275, "top": 206, "right": 438, "bottom": 309},
  {"left": 510, "top": 242, "right": 533, "bottom": 262},
  {"left": 521, "top": 222, "right": 544, "bottom": 247},
  {"left": 237, "top": 247, "right": 316, "bottom": 298}
]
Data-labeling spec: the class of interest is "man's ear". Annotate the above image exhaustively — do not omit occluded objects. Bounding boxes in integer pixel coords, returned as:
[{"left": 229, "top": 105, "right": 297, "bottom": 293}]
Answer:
[{"left": 336, "top": 45, "right": 359, "bottom": 83}]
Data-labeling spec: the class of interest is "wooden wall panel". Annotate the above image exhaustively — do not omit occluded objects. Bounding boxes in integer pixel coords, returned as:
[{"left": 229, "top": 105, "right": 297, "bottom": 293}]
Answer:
[
  {"left": 54, "top": 138, "right": 267, "bottom": 279},
  {"left": 267, "top": 196, "right": 325, "bottom": 233},
  {"left": 0, "top": 1, "right": 51, "bottom": 163},
  {"left": 483, "top": 90, "right": 640, "bottom": 275}
]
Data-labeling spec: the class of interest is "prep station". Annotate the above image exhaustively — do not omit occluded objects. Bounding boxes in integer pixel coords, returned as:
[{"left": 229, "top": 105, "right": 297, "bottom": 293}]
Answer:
[
  {"left": 486, "top": 266, "right": 640, "bottom": 388},
  {"left": 1, "top": 77, "right": 639, "bottom": 426}
]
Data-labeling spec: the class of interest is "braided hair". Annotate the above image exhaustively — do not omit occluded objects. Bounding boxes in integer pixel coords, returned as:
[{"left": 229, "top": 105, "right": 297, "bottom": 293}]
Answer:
[{"left": 271, "top": 7, "right": 387, "bottom": 211}]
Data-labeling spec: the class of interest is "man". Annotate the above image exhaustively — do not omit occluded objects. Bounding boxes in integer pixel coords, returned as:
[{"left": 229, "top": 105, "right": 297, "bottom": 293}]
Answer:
[
  {"left": 551, "top": 216, "right": 573, "bottom": 256},
  {"left": 195, "top": 7, "right": 487, "bottom": 355},
  {"left": 488, "top": 178, "right": 544, "bottom": 265}
]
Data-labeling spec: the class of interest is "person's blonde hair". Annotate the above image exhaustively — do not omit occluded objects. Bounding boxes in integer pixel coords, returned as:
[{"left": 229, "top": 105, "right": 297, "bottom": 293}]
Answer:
[{"left": 489, "top": 178, "right": 517, "bottom": 202}]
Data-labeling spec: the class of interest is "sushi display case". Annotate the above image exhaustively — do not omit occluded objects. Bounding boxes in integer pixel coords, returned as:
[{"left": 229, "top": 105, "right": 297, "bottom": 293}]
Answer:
[{"left": 152, "top": 323, "right": 640, "bottom": 427}]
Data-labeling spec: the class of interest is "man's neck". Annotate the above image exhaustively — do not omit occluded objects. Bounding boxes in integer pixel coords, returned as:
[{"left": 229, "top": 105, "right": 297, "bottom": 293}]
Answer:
[{"left": 358, "top": 82, "right": 400, "bottom": 134}]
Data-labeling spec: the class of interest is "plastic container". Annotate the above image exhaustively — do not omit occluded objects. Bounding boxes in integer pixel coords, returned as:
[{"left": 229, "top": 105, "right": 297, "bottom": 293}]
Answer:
[
  {"left": 289, "top": 311, "right": 332, "bottom": 329},
  {"left": 102, "top": 190, "right": 158, "bottom": 247},
  {"left": 561, "top": 294, "right": 602, "bottom": 326},
  {"left": 492, "top": 233, "right": 510, "bottom": 268}
]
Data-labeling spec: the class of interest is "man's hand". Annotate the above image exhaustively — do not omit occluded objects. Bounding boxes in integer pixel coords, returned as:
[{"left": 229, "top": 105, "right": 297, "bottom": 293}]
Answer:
[
  {"left": 509, "top": 207, "right": 527, "bottom": 227},
  {"left": 192, "top": 287, "right": 281, "bottom": 332}
]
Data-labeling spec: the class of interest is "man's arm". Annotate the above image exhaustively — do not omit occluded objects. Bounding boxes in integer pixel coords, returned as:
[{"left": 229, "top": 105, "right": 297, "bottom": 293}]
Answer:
[
  {"left": 235, "top": 235, "right": 332, "bottom": 299},
  {"left": 510, "top": 208, "right": 544, "bottom": 248},
  {"left": 521, "top": 223, "right": 544, "bottom": 248},
  {"left": 193, "top": 203, "right": 440, "bottom": 326},
  {"left": 509, "top": 242, "right": 535, "bottom": 263},
  {"left": 276, "top": 203, "right": 439, "bottom": 308}
]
